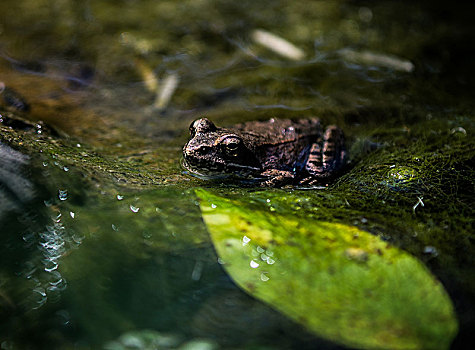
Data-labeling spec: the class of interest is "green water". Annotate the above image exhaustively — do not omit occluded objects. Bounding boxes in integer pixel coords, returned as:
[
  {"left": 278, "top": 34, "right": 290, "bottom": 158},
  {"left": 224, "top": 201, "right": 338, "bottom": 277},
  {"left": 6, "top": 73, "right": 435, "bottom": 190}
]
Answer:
[{"left": 0, "top": 1, "right": 473, "bottom": 349}]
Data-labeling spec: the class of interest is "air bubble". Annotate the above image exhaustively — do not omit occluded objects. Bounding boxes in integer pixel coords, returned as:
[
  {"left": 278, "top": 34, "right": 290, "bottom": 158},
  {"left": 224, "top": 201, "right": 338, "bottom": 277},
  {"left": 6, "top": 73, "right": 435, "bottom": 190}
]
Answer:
[
  {"left": 58, "top": 190, "right": 68, "bottom": 201},
  {"left": 450, "top": 127, "right": 466, "bottom": 136},
  {"left": 44, "top": 260, "right": 58, "bottom": 272},
  {"left": 72, "top": 232, "right": 85, "bottom": 244},
  {"left": 423, "top": 246, "right": 438, "bottom": 256},
  {"left": 250, "top": 260, "right": 260, "bottom": 268}
]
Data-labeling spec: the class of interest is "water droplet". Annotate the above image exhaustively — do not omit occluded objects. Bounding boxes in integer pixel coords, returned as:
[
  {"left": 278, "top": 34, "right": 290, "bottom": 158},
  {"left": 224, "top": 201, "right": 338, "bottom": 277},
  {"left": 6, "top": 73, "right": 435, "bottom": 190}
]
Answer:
[
  {"left": 42, "top": 161, "right": 48, "bottom": 167},
  {"left": 49, "top": 277, "right": 63, "bottom": 288},
  {"left": 44, "top": 260, "right": 58, "bottom": 272},
  {"left": 33, "top": 286, "right": 47, "bottom": 296},
  {"left": 423, "top": 246, "right": 438, "bottom": 256},
  {"left": 242, "top": 235, "right": 251, "bottom": 246},
  {"left": 257, "top": 246, "right": 265, "bottom": 253},
  {"left": 250, "top": 260, "right": 260, "bottom": 268},
  {"left": 450, "top": 126, "right": 466, "bottom": 136},
  {"left": 72, "top": 232, "right": 85, "bottom": 244},
  {"left": 117, "top": 194, "right": 124, "bottom": 200},
  {"left": 266, "top": 199, "right": 271, "bottom": 203},
  {"left": 112, "top": 224, "right": 119, "bottom": 231},
  {"left": 63, "top": 166, "right": 69, "bottom": 172},
  {"left": 261, "top": 273, "right": 270, "bottom": 282},
  {"left": 130, "top": 205, "right": 140, "bottom": 213},
  {"left": 211, "top": 203, "right": 217, "bottom": 209},
  {"left": 58, "top": 190, "right": 68, "bottom": 201},
  {"left": 191, "top": 260, "right": 203, "bottom": 281},
  {"left": 56, "top": 310, "right": 71, "bottom": 325},
  {"left": 267, "top": 257, "right": 275, "bottom": 265},
  {"left": 69, "top": 212, "right": 75, "bottom": 218},
  {"left": 76, "top": 143, "right": 81, "bottom": 148},
  {"left": 47, "top": 285, "right": 65, "bottom": 303},
  {"left": 31, "top": 287, "right": 48, "bottom": 309}
]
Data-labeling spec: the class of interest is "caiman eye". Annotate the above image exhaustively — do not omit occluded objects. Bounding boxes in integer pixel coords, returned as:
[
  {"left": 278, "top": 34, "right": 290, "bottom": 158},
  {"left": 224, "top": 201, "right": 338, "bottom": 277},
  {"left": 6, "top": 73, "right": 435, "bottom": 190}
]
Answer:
[{"left": 220, "top": 136, "right": 242, "bottom": 157}]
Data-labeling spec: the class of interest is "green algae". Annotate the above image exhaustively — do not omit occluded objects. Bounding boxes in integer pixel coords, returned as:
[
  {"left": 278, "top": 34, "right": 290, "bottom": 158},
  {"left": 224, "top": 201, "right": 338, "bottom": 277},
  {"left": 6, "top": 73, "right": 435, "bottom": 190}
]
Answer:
[{"left": 0, "top": 120, "right": 189, "bottom": 189}]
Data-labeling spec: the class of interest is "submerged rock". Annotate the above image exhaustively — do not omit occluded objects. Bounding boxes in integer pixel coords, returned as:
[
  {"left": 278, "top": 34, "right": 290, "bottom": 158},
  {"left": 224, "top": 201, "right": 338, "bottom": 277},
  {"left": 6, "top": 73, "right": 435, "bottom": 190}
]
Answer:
[{"left": 0, "top": 142, "right": 35, "bottom": 222}]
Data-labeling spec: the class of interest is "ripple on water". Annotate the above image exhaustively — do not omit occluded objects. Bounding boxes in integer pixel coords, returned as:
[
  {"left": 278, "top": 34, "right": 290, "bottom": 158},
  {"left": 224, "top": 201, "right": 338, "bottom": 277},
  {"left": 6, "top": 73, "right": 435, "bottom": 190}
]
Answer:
[{"left": 19, "top": 206, "right": 80, "bottom": 311}]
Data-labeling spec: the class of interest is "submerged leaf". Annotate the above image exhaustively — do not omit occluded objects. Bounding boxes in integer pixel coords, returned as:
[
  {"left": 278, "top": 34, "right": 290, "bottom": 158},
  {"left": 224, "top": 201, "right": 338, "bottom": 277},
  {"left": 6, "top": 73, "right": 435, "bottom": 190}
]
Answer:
[{"left": 196, "top": 189, "right": 458, "bottom": 350}]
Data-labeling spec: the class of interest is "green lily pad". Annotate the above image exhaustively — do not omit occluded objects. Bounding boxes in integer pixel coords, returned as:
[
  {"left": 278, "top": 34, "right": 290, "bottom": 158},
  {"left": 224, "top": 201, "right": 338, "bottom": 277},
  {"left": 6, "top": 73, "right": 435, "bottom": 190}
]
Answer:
[{"left": 196, "top": 189, "right": 458, "bottom": 350}]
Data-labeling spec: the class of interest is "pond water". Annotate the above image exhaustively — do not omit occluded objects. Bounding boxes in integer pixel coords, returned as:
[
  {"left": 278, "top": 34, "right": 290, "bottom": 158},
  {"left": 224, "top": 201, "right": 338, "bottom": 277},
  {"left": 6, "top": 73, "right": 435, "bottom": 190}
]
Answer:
[{"left": 0, "top": 1, "right": 474, "bottom": 349}]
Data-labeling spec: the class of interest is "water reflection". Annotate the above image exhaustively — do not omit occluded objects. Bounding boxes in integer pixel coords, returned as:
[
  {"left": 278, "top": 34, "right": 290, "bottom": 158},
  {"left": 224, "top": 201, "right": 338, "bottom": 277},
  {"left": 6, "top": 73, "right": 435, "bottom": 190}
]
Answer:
[{"left": 0, "top": 142, "right": 82, "bottom": 347}]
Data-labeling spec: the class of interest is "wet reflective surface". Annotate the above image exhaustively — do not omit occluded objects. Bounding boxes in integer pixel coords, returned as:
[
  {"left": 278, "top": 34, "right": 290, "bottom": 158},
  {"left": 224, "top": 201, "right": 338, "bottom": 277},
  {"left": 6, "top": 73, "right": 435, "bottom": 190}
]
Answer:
[{"left": 0, "top": 1, "right": 474, "bottom": 349}]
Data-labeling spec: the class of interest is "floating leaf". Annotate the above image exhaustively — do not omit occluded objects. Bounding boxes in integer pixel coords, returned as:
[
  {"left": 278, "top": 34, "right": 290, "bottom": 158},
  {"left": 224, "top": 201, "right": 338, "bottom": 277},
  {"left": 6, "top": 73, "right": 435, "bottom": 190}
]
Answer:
[{"left": 196, "top": 189, "right": 458, "bottom": 350}]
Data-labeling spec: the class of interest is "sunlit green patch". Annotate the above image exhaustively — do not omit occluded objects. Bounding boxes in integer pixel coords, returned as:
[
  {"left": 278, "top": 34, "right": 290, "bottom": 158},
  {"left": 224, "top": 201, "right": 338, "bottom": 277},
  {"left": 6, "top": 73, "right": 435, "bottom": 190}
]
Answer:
[{"left": 197, "top": 189, "right": 458, "bottom": 350}]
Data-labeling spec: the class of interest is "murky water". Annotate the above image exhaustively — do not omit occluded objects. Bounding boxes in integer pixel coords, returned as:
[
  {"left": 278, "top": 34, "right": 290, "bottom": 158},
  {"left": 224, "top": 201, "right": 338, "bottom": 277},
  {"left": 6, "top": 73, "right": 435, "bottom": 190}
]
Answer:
[{"left": 0, "top": 1, "right": 474, "bottom": 349}]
